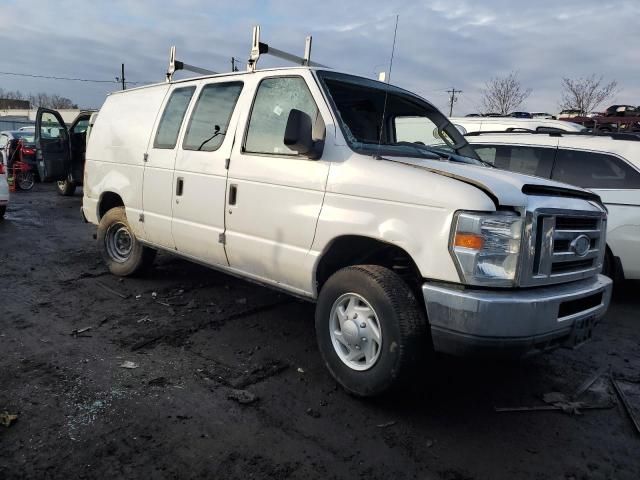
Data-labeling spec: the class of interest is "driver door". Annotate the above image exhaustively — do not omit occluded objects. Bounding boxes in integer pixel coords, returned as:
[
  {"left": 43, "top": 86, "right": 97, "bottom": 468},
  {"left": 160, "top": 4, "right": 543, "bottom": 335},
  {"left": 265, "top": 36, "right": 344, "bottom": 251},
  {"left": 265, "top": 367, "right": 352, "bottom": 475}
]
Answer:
[{"left": 35, "top": 108, "right": 71, "bottom": 181}]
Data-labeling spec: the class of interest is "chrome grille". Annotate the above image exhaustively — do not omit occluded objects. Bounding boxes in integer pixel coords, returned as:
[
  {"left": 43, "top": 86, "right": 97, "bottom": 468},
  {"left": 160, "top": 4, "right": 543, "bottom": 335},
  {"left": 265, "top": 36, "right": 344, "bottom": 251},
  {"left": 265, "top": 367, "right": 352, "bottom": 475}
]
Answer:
[{"left": 519, "top": 200, "right": 607, "bottom": 287}]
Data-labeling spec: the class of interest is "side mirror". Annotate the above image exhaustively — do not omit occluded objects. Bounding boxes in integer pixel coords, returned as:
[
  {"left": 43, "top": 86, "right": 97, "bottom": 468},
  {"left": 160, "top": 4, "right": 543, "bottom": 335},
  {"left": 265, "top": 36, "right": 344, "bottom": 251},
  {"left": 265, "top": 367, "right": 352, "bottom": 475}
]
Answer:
[{"left": 284, "top": 109, "right": 325, "bottom": 159}]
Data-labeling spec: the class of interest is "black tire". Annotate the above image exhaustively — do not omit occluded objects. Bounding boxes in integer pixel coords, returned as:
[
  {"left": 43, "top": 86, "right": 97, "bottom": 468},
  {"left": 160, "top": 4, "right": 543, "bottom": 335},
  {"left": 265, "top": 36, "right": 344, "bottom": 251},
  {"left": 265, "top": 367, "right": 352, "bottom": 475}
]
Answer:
[
  {"left": 603, "top": 247, "right": 623, "bottom": 284},
  {"left": 0, "top": 205, "right": 5, "bottom": 219},
  {"left": 315, "top": 265, "right": 428, "bottom": 397},
  {"left": 602, "top": 250, "right": 614, "bottom": 278},
  {"left": 97, "top": 207, "right": 156, "bottom": 276},
  {"left": 56, "top": 179, "right": 77, "bottom": 196}
]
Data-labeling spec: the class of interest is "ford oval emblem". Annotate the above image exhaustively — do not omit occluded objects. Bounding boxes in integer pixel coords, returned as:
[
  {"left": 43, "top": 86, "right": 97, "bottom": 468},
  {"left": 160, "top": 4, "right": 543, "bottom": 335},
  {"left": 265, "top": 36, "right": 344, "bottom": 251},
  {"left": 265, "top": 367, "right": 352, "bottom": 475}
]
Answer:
[{"left": 570, "top": 234, "right": 591, "bottom": 257}]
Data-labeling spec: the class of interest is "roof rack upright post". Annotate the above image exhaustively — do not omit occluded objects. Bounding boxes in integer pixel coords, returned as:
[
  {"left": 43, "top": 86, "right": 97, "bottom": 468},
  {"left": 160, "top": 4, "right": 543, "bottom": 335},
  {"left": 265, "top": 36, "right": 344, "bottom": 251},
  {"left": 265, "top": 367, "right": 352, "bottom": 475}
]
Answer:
[
  {"left": 246, "top": 25, "right": 329, "bottom": 72},
  {"left": 166, "top": 45, "right": 219, "bottom": 82},
  {"left": 303, "top": 36, "right": 312, "bottom": 66}
]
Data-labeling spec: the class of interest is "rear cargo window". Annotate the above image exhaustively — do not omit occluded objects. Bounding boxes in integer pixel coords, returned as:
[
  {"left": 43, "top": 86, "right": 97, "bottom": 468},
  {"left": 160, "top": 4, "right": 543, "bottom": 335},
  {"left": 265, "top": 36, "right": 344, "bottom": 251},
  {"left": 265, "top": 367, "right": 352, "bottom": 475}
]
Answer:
[
  {"left": 153, "top": 87, "right": 195, "bottom": 149},
  {"left": 552, "top": 149, "right": 640, "bottom": 189},
  {"left": 183, "top": 82, "right": 243, "bottom": 152},
  {"left": 244, "top": 76, "right": 319, "bottom": 156}
]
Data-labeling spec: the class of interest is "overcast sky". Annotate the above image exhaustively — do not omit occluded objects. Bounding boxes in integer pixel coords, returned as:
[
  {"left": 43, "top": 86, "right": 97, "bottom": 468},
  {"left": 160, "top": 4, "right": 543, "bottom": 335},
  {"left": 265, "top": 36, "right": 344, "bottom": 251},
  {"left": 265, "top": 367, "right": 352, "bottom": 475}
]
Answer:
[{"left": 1, "top": 0, "right": 638, "bottom": 115}]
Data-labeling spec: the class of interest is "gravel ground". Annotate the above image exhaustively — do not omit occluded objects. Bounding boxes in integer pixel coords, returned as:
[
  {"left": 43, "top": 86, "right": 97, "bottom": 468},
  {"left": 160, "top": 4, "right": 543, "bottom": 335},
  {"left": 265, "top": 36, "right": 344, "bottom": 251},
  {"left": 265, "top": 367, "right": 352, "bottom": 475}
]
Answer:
[{"left": 1, "top": 184, "right": 639, "bottom": 480}]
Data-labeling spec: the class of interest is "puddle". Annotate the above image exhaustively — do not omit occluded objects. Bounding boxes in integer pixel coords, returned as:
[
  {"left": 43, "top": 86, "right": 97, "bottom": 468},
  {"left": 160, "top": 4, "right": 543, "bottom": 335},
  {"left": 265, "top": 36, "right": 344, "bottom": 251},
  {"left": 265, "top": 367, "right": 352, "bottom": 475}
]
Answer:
[{"left": 3, "top": 209, "right": 46, "bottom": 227}]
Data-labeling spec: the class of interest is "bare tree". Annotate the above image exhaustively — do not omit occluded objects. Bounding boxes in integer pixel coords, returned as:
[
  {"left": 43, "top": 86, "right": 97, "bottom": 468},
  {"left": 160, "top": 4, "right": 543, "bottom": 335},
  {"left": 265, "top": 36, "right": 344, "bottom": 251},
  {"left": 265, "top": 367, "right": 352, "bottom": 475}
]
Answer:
[
  {"left": 28, "top": 93, "right": 78, "bottom": 109},
  {"left": 481, "top": 72, "right": 532, "bottom": 115},
  {"left": 559, "top": 75, "right": 618, "bottom": 115},
  {"left": 0, "top": 88, "right": 27, "bottom": 101}
]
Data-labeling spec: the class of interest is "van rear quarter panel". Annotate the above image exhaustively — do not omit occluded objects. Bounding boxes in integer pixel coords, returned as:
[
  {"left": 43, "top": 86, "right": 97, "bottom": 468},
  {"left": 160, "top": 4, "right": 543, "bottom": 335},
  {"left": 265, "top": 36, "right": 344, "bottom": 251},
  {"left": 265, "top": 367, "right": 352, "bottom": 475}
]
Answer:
[{"left": 84, "top": 84, "right": 169, "bottom": 235}]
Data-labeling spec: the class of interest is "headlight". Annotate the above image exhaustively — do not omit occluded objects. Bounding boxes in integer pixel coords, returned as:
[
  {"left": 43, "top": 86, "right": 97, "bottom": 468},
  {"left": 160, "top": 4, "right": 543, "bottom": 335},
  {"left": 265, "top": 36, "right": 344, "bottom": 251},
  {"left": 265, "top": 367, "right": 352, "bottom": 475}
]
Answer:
[{"left": 450, "top": 211, "right": 523, "bottom": 287}]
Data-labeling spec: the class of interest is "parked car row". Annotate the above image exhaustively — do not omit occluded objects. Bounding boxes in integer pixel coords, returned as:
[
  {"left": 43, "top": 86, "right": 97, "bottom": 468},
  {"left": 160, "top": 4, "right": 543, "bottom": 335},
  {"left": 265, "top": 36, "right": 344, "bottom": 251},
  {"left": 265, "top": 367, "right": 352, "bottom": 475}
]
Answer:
[
  {"left": 450, "top": 116, "right": 586, "bottom": 135},
  {"left": 466, "top": 131, "right": 640, "bottom": 281}
]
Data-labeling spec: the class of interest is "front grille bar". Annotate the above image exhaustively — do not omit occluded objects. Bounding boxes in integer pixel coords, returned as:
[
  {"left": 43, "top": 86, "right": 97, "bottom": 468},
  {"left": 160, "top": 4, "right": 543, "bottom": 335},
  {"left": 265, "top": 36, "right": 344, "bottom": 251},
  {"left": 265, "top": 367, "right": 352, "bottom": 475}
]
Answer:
[{"left": 520, "top": 204, "right": 606, "bottom": 287}]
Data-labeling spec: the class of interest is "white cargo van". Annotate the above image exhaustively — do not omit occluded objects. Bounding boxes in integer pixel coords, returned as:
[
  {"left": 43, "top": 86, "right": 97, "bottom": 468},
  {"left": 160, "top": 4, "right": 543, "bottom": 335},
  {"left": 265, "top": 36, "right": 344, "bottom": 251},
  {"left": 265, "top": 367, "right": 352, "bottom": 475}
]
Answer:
[{"left": 52, "top": 36, "right": 613, "bottom": 396}]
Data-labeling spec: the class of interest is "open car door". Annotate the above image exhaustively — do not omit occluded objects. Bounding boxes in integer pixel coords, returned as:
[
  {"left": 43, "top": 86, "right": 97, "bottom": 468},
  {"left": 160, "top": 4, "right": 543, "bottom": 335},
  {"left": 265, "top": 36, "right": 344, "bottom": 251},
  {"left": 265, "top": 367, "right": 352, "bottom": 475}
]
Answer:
[{"left": 35, "top": 107, "right": 71, "bottom": 182}]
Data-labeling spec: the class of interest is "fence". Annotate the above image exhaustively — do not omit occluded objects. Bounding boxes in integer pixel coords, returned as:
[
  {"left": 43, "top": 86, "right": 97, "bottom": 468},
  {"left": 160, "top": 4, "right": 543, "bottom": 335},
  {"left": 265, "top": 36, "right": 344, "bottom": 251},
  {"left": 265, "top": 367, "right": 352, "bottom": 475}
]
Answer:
[{"left": 0, "top": 119, "right": 34, "bottom": 131}]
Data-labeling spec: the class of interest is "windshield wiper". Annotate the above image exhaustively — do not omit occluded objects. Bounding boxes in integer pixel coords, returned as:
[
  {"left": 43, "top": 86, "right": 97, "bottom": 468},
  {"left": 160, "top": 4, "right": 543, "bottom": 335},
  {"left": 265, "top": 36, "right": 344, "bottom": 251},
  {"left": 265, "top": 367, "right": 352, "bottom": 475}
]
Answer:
[{"left": 391, "top": 141, "right": 494, "bottom": 167}]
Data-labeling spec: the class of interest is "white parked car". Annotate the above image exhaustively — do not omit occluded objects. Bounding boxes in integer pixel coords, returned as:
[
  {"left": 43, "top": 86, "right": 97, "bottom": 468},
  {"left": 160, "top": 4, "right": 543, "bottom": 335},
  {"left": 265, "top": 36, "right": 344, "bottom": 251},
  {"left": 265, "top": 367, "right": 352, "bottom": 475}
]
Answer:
[
  {"left": 531, "top": 112, "right": 556, "bottom": 120},
  {"left": 0, "top": 150, "right": 9, "bottom": 218},
  {"left": 466, "top": 131, "right": 640, "bottom": 281},
  {"left": 451, "top": 117, "right": 586, "bottom": 134},
  {"left": 40, "top": 60, "right": 614, "bottom": 396}
]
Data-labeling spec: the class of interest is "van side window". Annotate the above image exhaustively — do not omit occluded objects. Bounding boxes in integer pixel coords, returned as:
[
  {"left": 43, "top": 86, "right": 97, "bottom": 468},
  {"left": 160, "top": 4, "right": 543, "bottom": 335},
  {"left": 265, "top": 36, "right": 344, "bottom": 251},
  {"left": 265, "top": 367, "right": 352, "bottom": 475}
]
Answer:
[
  {"left": 244, "top": 77, "right": 319, "bottom": 155},
  {"left": 471, "top": 144, "right": 555, "bottom": 178},
  {"left": 552, "top": 149, "right": 640, "bottom": 189},
  {"left": 153, "top": 87, "right": 195, "bottom": 149},
  {"left": 183, "top": 82, "right": 243, "bottom": 152}
]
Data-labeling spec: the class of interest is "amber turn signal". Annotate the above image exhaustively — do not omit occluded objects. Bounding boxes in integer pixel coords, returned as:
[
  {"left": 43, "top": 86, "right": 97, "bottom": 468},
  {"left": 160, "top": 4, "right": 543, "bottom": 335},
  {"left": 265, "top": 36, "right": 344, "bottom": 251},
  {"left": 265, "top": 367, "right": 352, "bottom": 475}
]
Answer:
[{"left": 454, "top": 233, "right": 484, "bottom": 250}]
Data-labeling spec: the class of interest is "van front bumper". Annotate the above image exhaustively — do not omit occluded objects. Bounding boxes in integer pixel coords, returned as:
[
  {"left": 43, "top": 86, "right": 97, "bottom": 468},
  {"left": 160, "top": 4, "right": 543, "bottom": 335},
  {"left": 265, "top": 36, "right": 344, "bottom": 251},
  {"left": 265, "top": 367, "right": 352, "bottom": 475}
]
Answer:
[{"left": 422, "top": 274, "right": 612, "bottom": 357}]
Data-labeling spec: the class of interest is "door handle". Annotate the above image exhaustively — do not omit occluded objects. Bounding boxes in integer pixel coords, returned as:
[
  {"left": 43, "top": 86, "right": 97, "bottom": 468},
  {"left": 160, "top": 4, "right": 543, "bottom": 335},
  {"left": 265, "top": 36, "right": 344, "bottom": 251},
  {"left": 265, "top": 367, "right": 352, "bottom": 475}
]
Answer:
[
  {"left": 176, "top": 177, "right": 184, "bottom": 196},
  {"left": 228, "top": 184, "right": 237, "bottom": 205}
]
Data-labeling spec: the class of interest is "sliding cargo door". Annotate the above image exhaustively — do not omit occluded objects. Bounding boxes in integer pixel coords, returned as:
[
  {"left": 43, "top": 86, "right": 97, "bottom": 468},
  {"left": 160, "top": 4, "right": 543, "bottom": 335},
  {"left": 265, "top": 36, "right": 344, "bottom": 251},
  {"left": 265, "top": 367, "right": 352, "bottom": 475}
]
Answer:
[{"left": 170, "top": 80, "right": 244, "bottom": 266}]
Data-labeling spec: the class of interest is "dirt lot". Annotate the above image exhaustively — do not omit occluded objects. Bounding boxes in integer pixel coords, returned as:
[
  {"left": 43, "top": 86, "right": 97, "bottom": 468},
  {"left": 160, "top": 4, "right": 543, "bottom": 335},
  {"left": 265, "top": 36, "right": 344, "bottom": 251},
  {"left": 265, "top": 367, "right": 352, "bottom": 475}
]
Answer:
[{"left": 1, "top": 184, "right": 639, "bottom": 480}]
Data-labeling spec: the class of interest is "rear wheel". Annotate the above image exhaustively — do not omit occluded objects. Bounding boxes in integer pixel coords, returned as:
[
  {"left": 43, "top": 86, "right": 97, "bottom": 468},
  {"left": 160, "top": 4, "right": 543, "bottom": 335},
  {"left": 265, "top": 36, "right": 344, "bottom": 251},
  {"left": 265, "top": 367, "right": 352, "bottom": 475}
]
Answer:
[
  {"left": 0, "top": 205, "right": 5, "bottom": 219},
  {"left": 56, "top": 179, "right": 77, "bottom": 196},
  {"left": 315, "top": 265, "right": 428, "bottom": 397},
  {"left": 97, "top": 207, "right": 156, "bottom": 276}
]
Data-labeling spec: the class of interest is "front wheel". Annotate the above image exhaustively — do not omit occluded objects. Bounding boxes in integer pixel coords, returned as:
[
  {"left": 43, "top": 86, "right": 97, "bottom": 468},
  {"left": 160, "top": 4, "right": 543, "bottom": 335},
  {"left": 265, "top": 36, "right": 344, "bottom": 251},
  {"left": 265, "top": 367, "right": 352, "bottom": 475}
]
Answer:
[
  {"left": 315, "top": 265, "right": 428, "bottom": 397},
  {"left": 56, "top": 179, "right": 77, "bottom": 196},
  {"left": 16, "top": 171, "right": 35, "bottom": 190},
  {"left": 0, "top": 205, "right": 6, "bottom": 219},
  {"left": 97, "top": 207, "right": 156, "bottom": 276}
]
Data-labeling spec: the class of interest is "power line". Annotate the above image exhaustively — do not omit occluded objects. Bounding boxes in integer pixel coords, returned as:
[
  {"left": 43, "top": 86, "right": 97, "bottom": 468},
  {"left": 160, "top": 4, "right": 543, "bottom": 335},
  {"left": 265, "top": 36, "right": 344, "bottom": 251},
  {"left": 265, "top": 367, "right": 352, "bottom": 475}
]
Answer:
[{"left": 0, "top": 70, "right": 154, "bottom": 85}]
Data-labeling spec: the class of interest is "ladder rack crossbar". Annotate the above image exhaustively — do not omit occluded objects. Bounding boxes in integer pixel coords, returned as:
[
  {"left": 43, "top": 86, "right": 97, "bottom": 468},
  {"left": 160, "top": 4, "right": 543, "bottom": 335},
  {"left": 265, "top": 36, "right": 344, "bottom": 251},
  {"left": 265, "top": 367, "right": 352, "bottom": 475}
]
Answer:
[
  {"left": 165, "top": 25, "right": 330, "bottom": 82},
  {"left": 248, "top": 25, "right": 329, "bottom": 71}
]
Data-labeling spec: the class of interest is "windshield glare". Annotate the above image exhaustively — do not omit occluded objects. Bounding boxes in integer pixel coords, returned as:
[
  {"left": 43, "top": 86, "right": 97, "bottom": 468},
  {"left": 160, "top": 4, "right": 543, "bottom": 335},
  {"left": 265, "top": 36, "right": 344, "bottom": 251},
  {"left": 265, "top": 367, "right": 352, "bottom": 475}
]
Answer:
[{"left": 317, "top": 71, "right": 480, "bottom": 163}]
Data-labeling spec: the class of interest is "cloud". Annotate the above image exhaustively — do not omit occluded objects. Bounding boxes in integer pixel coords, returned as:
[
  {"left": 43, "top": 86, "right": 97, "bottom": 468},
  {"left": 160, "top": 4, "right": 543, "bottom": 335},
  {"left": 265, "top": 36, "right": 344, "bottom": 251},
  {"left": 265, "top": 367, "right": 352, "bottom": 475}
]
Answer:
[{"left": 0, "top": 0, "right": 637, "bottom": 114}]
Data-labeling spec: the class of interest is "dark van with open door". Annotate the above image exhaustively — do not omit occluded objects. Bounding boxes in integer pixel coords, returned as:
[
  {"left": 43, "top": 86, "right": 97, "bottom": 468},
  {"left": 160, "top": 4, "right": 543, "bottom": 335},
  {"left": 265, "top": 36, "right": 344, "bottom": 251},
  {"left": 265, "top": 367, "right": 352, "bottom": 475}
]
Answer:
[{"left": 35, "top": 108, "right": 95, "bottom": 196}]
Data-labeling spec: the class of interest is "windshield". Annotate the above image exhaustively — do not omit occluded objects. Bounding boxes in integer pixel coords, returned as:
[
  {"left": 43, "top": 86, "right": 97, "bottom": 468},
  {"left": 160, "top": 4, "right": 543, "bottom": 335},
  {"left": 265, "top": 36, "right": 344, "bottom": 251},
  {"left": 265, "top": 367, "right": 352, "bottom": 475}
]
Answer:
[
  {"left": 12, "top": 131, "right": 35, "bottom": 143},
  {"left": 316, "top": 71, "right": 481, "bottom": 164}
]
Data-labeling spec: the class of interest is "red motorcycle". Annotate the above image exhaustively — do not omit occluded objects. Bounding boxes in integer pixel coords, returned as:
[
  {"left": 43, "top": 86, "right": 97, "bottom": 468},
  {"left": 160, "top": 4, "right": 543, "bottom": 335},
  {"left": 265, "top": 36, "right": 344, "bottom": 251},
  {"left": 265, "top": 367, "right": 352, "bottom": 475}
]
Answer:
[{"left": 7, "top": 139, "right": 35, "bottom": 191}]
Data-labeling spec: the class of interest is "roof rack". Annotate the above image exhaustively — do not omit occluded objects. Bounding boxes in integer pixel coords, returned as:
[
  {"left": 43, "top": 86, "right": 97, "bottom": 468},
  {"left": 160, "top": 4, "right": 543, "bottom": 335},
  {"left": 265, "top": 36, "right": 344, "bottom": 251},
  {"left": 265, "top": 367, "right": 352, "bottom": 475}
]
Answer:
[
  {"left": 166, "top": 25, "right": 329, "bottom": 82},
  {"left": 247, "top": 25, "right": 328, "bottom": 72},
  {"left": 464, "top": 130, "right": 640, "bottom": 141}
]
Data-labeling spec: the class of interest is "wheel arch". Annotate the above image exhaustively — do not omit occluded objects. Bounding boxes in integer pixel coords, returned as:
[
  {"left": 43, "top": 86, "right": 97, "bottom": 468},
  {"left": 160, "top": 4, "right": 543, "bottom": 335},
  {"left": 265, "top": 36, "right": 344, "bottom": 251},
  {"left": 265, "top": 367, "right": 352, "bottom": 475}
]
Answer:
[
  {"left": 98, "top": 191, "right": 125, "bottom": 220},
  {"left": 313, "top": 234, "right": 423, "bottom": 299}
]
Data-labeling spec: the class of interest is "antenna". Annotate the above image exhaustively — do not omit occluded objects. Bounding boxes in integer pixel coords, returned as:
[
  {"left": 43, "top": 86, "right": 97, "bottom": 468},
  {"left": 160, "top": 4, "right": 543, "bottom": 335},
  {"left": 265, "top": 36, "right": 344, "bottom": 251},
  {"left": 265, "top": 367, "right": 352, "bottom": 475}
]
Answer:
[
  {"left": 247, "top": 25, "right": 329, "bottom": 72},
  {"left": 375, "top": 15, "right": 399, "bottom": 159},
  {"left": 166, "top": 46, "right": 219, "bottom": 82}
]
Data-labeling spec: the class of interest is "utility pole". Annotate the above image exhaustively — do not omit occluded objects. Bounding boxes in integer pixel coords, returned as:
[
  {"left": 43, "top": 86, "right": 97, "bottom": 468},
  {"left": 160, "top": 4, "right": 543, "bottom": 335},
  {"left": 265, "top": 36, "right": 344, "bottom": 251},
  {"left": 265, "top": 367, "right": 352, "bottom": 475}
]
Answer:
[
  {"left": 121, "top": 63, "right": 126, "bottom": 90},
  {"left": 447, "top": 87, "right": 462, "bottom": 116}
]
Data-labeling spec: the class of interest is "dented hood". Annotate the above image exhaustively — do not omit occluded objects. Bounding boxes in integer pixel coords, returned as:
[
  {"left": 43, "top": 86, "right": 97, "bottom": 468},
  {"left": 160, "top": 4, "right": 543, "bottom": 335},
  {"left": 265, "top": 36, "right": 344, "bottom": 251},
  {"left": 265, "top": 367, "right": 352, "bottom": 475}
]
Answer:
[{"left": 384, "top": 155, "right": 601, "bottom": 208}]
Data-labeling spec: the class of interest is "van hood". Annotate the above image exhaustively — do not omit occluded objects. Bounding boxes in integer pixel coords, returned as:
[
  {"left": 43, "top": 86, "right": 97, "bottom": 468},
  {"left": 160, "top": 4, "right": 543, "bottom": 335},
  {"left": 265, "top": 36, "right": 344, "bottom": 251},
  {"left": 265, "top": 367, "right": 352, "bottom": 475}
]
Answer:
[{"left": 383, "top": 155, "right": 601, "bottom": 208}]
